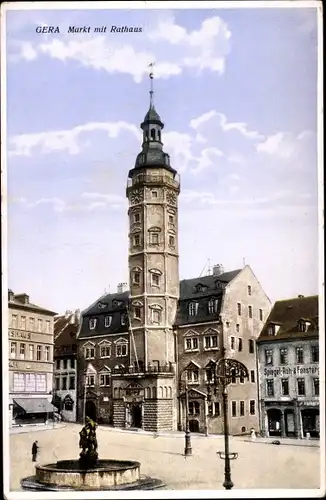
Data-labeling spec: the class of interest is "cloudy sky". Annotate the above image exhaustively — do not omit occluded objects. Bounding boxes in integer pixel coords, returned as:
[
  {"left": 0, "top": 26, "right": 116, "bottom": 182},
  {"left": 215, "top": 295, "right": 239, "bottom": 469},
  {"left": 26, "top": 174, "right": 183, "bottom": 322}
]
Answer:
[{"left": 4, "top": 4, "right": 320, "bottom": 314}]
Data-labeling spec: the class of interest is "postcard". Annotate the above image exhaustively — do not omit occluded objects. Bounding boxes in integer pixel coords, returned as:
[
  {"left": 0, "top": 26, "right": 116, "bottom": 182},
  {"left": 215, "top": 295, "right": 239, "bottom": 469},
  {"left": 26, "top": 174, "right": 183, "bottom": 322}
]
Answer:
[{"left": 1, "top": 1, "right": 324, "bottom": 499}]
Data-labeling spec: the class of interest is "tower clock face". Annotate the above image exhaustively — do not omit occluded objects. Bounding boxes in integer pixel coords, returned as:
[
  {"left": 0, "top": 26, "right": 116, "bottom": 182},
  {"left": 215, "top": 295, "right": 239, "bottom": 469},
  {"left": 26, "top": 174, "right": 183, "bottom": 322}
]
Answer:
[
  {"left": 166, "top": 190, "right": 177, "bottom": 206},
  {"left": 130, "top": 189, "right": 143, "bottom": 205}
]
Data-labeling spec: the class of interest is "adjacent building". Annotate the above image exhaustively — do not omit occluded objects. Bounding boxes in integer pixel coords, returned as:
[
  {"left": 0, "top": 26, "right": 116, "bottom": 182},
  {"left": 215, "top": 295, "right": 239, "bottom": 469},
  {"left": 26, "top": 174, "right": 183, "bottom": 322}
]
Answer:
[
  {"left": 175, "top": 264, "right": 271, "bottom": 435},
  {"left": 53, "top": 310, "right": 80, "bottom": 422},
  {"left": 8, "top": 290, "right": 57, "bottom": 425},
  {"left": 257, "top": 295, "right": 319, "bottom": 438}
]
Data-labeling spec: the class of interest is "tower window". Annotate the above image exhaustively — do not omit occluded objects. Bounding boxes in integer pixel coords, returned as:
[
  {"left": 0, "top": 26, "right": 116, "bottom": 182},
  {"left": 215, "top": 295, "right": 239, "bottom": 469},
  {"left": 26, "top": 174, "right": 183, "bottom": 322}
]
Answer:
[
  {"left": 168, "top": 215, "right": 174, "bottom": 224},
  {"left": 133, "top": 271, "right": 141, "bottom": 285},
  {"left": 152, "top": 191, "right": 158, "bottom": 198},
  {"left": 151, "top": 309, "right": 161, "bottom": 324},
  {"left": 151, "top": 273, "right": 160, "bottom": 287},
  {"left": 133, "top": 234, "right": 140, "bottom": 246},
  {"left": 169, "top": 235, "right": 175, "bottom": 246},
  {"left": 158, "top": 130, "right": 161, "bottom": 141},
  {"left": 150, "top": 128, "right": 156, "bottom": 140},
  {"left": 134, "top": 213, "right": 141, "bottom": 223},
  {"left": 134, "top": 307, "right": 141, "bottom": 319},
  {"left": 151, "top": 232, "right": 159, "bottom": 245}
]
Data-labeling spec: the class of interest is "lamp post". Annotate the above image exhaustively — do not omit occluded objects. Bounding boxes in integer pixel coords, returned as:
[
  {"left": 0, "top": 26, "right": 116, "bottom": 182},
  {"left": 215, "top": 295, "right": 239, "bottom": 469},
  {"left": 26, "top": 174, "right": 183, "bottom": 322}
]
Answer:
[
  {"left": 179, "top": 379, "right": 192, "bottom": 457},
  {"left": 207, "top": 348, "right": 249, "bottom": 490}
]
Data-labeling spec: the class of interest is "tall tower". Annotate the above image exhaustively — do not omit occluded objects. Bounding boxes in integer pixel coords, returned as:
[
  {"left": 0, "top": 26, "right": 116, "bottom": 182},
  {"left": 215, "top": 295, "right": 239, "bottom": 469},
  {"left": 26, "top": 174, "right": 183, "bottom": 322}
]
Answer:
[{"left": 115, "top": 68, "right": 180, "bottom": 431}]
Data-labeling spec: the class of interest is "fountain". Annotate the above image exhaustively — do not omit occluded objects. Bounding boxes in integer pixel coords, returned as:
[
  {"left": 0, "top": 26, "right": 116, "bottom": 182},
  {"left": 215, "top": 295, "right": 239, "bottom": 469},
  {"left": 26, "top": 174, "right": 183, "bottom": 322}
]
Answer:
[{"left": 21, "top": 417, "right": 165, "bottom": 491}]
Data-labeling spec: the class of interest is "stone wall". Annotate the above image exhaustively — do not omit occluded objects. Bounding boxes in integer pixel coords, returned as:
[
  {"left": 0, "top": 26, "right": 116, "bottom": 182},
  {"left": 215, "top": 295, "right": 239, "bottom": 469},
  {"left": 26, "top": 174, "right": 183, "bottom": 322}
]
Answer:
[{"left": 113, "top": 401, "right": 126, "bottom": 428}]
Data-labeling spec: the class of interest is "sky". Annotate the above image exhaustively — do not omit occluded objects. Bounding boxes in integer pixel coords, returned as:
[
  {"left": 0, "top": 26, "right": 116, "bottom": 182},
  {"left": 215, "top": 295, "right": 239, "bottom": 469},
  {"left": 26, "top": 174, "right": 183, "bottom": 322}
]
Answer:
[{"left": 3, "top": 3, "right": 320, "bottom": 314}]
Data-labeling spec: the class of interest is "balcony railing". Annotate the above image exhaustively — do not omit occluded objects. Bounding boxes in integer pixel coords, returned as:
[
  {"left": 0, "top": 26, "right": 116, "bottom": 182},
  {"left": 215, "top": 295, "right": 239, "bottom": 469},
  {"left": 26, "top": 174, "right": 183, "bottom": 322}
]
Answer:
[{"left": 112, "top": 361, "right": 175, "bottom": 376}]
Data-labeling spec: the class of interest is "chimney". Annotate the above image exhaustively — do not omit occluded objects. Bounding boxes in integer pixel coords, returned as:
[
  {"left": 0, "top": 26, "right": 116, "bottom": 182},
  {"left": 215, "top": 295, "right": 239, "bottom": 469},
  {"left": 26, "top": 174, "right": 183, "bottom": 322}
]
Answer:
[
  {"left": 8, "top": 289, "right": 14, "bottom": 302},
  {"left": 212, "top": 264, "right": 224, "bottom": 276},
  {"left": 298, "top": 295, "right": 304, "bottom": 298},
  {"left": 73, "top": 309, "right": 81, "bottom": 324},
  {"left": 65, "top": 309, "right": 72, "bottom": 319},
  {"left": 117, "top": 282, "right": 128, "bottom": 293}
]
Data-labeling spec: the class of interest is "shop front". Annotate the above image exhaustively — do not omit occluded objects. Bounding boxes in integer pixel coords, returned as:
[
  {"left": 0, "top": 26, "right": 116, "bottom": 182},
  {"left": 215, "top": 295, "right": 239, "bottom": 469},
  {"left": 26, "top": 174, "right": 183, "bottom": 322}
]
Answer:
[
  {"left": 13, "top": 397, "right": 56, "bottom": 424},
  {"left": 263, "top": 401, "right": 300, "bottom": 438},
  {"left": 299, "top": 401, "right": 320, "bottom": 438}
]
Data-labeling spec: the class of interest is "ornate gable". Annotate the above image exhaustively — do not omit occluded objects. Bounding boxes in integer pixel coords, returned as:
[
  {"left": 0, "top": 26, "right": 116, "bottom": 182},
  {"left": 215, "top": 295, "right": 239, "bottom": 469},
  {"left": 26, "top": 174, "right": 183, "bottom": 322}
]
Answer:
[{"left": 183, "top": 329, "right": 199, "bottom": 337}]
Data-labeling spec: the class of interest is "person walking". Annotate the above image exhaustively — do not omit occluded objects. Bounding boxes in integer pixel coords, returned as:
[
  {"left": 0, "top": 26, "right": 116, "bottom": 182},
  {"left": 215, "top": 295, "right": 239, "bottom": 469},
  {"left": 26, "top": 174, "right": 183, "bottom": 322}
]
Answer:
[{"left": 32, "top": 440, "right": 39, "bottom": 462}]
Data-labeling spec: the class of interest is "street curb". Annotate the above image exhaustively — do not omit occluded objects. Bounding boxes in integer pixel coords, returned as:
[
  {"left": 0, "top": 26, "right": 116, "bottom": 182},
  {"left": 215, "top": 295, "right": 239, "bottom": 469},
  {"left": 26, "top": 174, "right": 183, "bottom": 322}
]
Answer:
[
  {"left": 243, "top": 439, "right": 320, "bottom": 448},
  {"left": 98, "top": 426, "right": 229, "bottom": 440},
  {"left": 10, "top": 424, "right": 67, "bottom": 435}
]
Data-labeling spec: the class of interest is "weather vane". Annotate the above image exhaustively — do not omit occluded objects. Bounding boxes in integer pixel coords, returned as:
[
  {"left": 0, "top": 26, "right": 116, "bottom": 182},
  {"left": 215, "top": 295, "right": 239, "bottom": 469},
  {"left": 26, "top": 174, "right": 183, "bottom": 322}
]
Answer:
[{"left": 148, "top": 62, "right": 155, "bottom": 107}]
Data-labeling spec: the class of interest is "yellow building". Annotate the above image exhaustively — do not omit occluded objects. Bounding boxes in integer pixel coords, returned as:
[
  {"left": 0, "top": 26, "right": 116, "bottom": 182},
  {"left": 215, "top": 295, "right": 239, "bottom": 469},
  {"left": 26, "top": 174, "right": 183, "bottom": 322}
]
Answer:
[{"left": 8, "top": 290, "right": 57, "bottom": 425}]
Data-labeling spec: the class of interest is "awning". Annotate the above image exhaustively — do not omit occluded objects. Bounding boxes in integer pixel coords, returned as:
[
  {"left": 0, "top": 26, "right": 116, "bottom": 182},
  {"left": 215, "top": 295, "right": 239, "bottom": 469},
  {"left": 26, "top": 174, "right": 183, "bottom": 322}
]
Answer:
[{"left": 13, "top": 398, "right": 55, "bottom": 414}]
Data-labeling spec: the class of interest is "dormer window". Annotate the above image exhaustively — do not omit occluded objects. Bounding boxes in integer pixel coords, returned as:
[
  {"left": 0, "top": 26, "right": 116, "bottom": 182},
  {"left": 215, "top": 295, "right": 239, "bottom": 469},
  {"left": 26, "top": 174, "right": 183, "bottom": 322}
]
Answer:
[
  {"left": 121, "top": 313, "right": 127, "bottom": 326},
  {"left": 84, "top": 343, "right": 95, "bottom": 360},
  {"left": 104, "top": 316, "right": 112, "bottom": 328},
  {"left": 208, "top": 298, "right": 219, "bottom": 315},
  {"left": 267, "top": 325, "right": 275, "bottom": 336},
  {"left": 189, "top": 302, "right": 198, "bottom": 316},
  {"left": 89, "top": 318, "right": 97, "bottom": 330},
  {"left": 298, "top": 319, "right": 310, "bottom": 333}
]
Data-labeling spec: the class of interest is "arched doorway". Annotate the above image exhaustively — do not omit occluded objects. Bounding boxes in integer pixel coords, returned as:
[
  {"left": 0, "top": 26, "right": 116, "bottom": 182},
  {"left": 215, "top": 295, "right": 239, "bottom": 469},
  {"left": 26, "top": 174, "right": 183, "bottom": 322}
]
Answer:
[
  {"left": 131, "top": 404, "right": 142, "bottom": 428},
  {"left": 267, "top": 408, "right": 282, "bottom": 436},
  {"left": 85, "top": 400, "right": 97, "bottom": 422},
  {"left": 189, "top": 420, "right": 200, "bottom": 433},
  {"left": 301, "top": 409, "right": 319, "bottom": 438}
]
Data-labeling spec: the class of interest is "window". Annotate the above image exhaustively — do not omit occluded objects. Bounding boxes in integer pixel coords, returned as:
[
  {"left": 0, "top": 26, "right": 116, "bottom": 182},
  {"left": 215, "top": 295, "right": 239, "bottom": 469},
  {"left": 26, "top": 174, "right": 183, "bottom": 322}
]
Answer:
[
  {"left": 100, "top": 373, "right": 110, "bottom": 386},
  {"left": 185, "top": 337, "right": 199, "bottom": 351},
  {"left": 240, "top": 401, "right": 245, "bottom": 416},
  {"left": 230, "top": 336, "right": 235, "bottom": 350},
  {"left": 297, "top": 378, "right": 305, "bottom": 396},
  {"left": 29, "top": 344, "right": 34, "bottom": 360},
  {"left": 45, "top": 346, "right": 50, "bottom": 361},
  {"left": 238, "top": 338, "right": 243, "bottom": 352},
  {"left": 151, "top": 273, "right": 160, "bottom": 287},
  {"left": 134, "top": 307, "right": 141, "bottom": 319},
  {"left": 204, "top": 335, "right": 218, "bottom": 350},
  {"left": 85, "top": 346, "right": 95, "bottom": 359},
  {"left": 151, "top": 232, "right": 159, "bottom": 245},
  {"left": 265, "top": 349, "right": 273, "bottom": 365},
  {"left": 281, "top": 379, "right": 289, "bottom": 396},
  {"left": 63, "top": 359, "right": 68, "bottom": 369},
  {"left": 313, "top": 378, "right": 319, "bottom": 396},
  {"left": 36, "top": 373, "right": 46, "bottom": 392},
  {"left": 121, "top": 313, "right": 127, "bottom": 325},
  {"left": 267, "top": 325, "right": 275, "bottom": 336},
  {"left": 169, "top": 235, "right": 175, "bottom": 246},
  {"left": 208, "top": 298, "right": 219, "bottom": 314},
  {"left": 298, "top": 320, "right": 308, "bottom": 332},
  {"left": 249, "top": 339, "right": 254, "bottom": 354},
  {"left": 248, "top": 306, "right": 253, "bottom": 319},
  {"left": 29, "top": 317, "right": 35, "bottom": 330},
  {"left": 311, "top": 345, "right": 319, "bottom": 363},
  {"left": 231, "top": 371, "right": 236, "bottom": 384},
  {"left": 55, "top": 377, "right": 60, "bottom": 390},
  {"left": 116, "top": 343, "right": 128, "bottom": 357},
  {"left": 100, "top": 344, "right": 111, "bottom": 358},
  {"left": 152, "top": 190, "right": 158, "bottom": 198},
  {"left": 70, "top": 358, "right": 75, "bottom": 369},
  {"left": 10, "top": 342, "right": 17, "bottom": 358},
  {"left": 280, "top": 348, "right": 288, "bottom": 365},
  {"left": 168, "top": 214, "right": 174, "bottom": 224},
  {"left": 296, "top": 347, "right": 304, "bottom": 364},
  {"left": 20, "top": 316, "right": 26, "bottom": 330},
  {"left": 259, "top": 309, "right": 263, "bottom": 321},
  {"left": 89, "top": 318, "right": 97, "bottom": 330},
  {"left": 248, "top": 285, "right": 252, "bottom": 296},
  {"left": 64, "top": 397, "right": 74, "bottom": 411},
  {"left": 86, "top": 375, "right": 95, "bottom": 387},
  {"left": 45, "top": 321, "right": 51, "bottom": 334},
  {"left": 151, "top": 308, "right": 161, "bottom": 324},
  {"left": 69, "top": 376, "right": 75, "bottom": 390},
  {"left": 208, "top": 403, "right": 214, "bottom": 416},
  {"left": 38, "top": 319, "right": 42, "bottom": 332},
  {"left": 134, "top": 212, "right": 140, "bottom": 223},
  {"left": 104, "top": 316, "right": 112, "bottom": 328},
  {"left": 239, "top": 374, "right": 245, "bottom": 384},
  {"left": 214, "top": 402, "right": 220, "bottom": 417},
  {"left": 188, "top": 302, "right": 198, "bottom": 316},
  {"left": 187, "top": 367, "right": 199, "bottom": 384},
  {"left": 62, "top": 376, "right": 67, "bottom": 390},
  {"left": 134, "top": 234, "right": 141, "bottom": 246},
  {"left": 249, "top": 400, "right": 256, "bottom": 415},
  {"left": 56, "top": 359, "right": 60, "bottom": 370},
  {"left": 250, "top": 370, "right": 255, "bottom": 383},
  {"left": 19, "top": 343, "right": 25, "bottom": 359},
  {"left": 231, "top": 401, "right": 237, "bottom": 417},
  {"left": 13, "top": 373, "right": 25, "bottom": 392},
  {"left": 236, "top": 324, "right": 240, "bottom": 333},
  {"left": 188, "top": 401, "right": 200, "bottom": 415},
  {"left": 237, "top": 303, "right": 241, "bottom": 316},
  {"left": 25, "top": 373, "right": 36, "bottom": 392},
  {"left": 266, "top": 379, "right": 274, "bottom": 396},
  {"left": 11, "top": 315, "right": 17, "bottom": 329}
]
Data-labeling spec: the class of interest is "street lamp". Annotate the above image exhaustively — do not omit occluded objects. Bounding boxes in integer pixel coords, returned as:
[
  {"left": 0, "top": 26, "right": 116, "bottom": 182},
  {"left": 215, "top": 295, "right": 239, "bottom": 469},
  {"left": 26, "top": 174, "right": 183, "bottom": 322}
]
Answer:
[
  {"left": 207, "top": 348, "right": 249, "bottom": 490},
  {"left": 179, "top": 377, "right": 192, "bottom": 457}
]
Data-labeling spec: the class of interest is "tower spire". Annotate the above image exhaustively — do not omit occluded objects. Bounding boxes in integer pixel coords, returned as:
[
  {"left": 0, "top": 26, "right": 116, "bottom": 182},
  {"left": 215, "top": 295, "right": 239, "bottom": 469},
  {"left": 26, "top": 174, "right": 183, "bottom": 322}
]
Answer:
[{"left": 149, "top": 62, "right": 155, "bottom": 108}]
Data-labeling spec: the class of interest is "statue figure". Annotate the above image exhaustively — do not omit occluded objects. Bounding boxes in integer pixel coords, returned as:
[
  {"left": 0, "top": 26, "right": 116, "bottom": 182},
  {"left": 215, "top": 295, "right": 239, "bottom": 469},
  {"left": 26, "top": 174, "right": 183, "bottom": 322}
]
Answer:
[{"left": 79, "top": 417, "right": 98, "bottom": 468}]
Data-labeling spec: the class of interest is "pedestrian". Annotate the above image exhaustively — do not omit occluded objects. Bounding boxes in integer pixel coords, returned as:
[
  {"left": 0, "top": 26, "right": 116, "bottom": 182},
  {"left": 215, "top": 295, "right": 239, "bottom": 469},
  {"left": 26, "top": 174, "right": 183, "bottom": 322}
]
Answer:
[{"left": 32, "top": 440, "right": 39, "bottom": 462}]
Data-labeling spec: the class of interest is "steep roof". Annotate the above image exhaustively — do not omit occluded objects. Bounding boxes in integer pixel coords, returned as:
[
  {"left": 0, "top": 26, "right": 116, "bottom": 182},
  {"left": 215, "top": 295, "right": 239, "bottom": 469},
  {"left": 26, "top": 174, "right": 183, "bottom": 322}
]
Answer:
[
  {"left": 8, "top": 294, "right": 57, "bottom": 315},
  {"left": 257, "top": 295, "right": 319, "bottom": 342},
  {"left": 54, "top": 313, "right": 79, "bottom": 356}
]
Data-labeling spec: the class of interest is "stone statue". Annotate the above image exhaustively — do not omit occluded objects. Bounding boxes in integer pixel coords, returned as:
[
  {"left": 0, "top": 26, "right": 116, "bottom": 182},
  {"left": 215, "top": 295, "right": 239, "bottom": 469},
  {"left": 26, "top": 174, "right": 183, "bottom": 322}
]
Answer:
[{"left": 79, "top": 417, "right": 98, "bottom": 468}]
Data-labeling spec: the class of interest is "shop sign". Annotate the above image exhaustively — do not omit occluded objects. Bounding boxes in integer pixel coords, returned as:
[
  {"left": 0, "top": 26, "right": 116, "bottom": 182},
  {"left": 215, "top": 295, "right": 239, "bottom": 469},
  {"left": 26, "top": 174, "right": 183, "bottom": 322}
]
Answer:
[
  {"left": 264, "top": 365, "right": 319, "bottom": 377},
  {"left": 9, "top": 330, "right": 31, "bottom": 341},
  {"left": 9, "top": 361, "right": 18, "bottom": 369},
  {"left": 299, "top": 401, "right": 319, "bottom": 407}
]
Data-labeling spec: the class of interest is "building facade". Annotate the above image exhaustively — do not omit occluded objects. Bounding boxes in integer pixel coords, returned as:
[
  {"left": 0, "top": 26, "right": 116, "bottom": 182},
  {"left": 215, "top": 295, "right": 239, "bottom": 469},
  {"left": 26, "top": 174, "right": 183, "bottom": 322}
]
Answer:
[
  {"left": 8, "top": 290, "right": 57, "bottom": 425},
  {"left": 257, "top": 295, "right": 319, "bottom": 438},
  {"left": 53, "top": 310, "right": 80, "bottom": 422},
  {"left": 176, "top": 264, "right": 272, "bottom": 435}
]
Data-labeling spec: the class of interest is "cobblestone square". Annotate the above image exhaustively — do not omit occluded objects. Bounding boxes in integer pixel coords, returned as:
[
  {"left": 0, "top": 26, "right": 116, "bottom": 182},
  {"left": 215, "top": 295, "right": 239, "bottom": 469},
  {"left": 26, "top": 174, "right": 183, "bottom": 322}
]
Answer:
[{"left": 8, "top": 424, "right": 322, "bottom": 492}]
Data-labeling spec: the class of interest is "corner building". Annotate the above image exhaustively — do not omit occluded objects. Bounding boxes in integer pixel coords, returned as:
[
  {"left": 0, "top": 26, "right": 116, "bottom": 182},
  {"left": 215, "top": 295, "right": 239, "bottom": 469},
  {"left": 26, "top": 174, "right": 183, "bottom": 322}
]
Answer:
[{"left": 112, "top": 98, "right": 180, "bottom": 431}]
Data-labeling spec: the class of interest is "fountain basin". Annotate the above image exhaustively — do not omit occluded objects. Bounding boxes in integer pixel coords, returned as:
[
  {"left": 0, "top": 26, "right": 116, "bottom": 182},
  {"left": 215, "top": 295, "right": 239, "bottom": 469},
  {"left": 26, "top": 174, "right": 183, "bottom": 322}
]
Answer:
[{"left": 21, "top": 459, "right": 165, "bottom": 491}]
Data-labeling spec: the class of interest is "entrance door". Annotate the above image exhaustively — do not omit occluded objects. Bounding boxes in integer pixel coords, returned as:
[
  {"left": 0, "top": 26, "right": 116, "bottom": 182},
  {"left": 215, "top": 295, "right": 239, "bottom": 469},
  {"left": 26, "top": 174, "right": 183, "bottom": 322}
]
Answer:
[
  {"left": 85, "top": 400, "right": 97, "bottom": 422},
  {"left": 189, "top": 420, "right": 199, "bottom": 433},
  {"left": 267, "top": 409, "right": 282, "bottom": 436},
  {"left": 302, "top": 409, "right": 319, "bottom": 438},
  {"left": 131, "top": 404, "right": 142, "bottom": 428}
]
